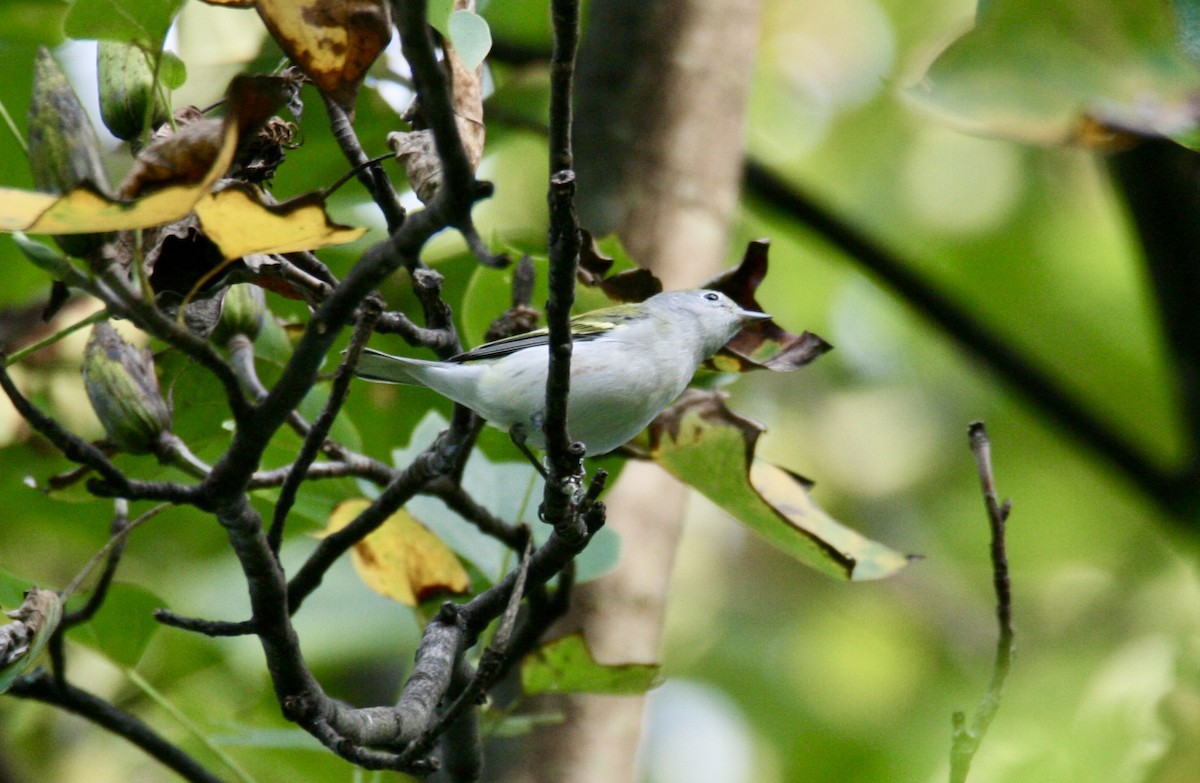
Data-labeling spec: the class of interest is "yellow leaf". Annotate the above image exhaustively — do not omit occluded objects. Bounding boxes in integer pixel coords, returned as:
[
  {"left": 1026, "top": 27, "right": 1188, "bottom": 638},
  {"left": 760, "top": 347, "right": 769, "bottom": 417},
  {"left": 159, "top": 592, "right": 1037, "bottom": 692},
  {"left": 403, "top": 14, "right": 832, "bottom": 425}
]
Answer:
[
  {"left": 195, "top": 186, "right": 367, "bottom": 259},
  {"left": 0, "top": 110, "right": 236, "bottom": 235},
  {"left": 324, "top": 499, "right": 470, "bottom": 606}
]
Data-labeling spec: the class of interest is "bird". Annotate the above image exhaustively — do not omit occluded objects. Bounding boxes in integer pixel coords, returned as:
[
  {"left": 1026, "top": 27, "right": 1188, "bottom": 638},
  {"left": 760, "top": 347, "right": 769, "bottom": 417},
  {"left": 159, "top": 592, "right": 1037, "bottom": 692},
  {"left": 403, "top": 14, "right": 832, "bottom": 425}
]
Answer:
[{"left": 354, "top": 289, "right": 770, "bottom": 457}]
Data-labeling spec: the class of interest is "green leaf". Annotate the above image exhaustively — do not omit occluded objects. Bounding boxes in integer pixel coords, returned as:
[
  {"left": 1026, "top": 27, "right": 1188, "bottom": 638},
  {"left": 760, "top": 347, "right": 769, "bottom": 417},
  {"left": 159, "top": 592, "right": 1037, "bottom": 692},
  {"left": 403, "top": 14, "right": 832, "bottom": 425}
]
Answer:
[
  {"left": 521, "top": 633, "right": 661, "bottom": 696},
  {"left": 159, "top": 50, "right": 187, "bottom": 90},
  {"left": 68, "top": 581, "right": 163, "bottom": 668},
  {"left": 448, "top": 10, "right": 492, "bottom": 71},
  {"left": 428, "top": 0, "right": 455, "bottom": 38},
  {"left": 64, "top": 0, "right": 187, "bottom": 49},
  {"left": 908, "top": 0, "right": 1200, "bottom": 147},
  {"left": 0, "top": 570, "right": 31, "bottom": 611},
  {"left": 644, "top": 390, "right": 912, "bottom": 581}
]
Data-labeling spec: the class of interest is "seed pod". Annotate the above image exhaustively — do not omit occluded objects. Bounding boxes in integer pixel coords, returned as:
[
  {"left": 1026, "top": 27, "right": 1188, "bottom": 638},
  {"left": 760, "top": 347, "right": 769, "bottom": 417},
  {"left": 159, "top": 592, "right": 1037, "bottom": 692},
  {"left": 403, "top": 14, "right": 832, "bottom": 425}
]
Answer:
[
  {"left": 212, "top": 283, "right": 266, "bottom": 344},
  {"left": 82, "top": 322, "right": 173, "bottom": 455},
  {"left": 97, "top": 41, "right": 170, "bottom": 142},
  {"left": 27, "top": 47, "right": 111, "bottom": 259}
]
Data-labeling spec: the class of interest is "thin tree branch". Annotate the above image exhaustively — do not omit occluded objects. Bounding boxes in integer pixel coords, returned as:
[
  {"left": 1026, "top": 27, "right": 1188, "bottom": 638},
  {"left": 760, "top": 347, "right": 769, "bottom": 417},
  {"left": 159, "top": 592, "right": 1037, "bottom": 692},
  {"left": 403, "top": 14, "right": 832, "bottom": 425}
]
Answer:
[
  {"left": 323, "top": 94, "right": 406, "bottom": 232},
  {"left": 541, "top": 0, "right": 587, "bottom": 541},
  {"left": 1108, "top": 140, "right": 1200, "bottom": 479},
  {"left": 9, "top": 669, "right": 224, "bottom": 783},
  {"left": 269, "top": 297, "right": 383, "bottom": 551},
  {"left": 949, "top": 421, "right": 1016, "bottom": 782}
]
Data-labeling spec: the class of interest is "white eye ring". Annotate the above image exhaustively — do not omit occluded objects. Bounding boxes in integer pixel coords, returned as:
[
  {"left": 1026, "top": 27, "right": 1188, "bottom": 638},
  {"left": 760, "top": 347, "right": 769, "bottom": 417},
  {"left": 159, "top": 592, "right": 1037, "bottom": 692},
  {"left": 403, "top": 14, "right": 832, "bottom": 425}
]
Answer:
[{"left": 703, "top": 292, "right": 720, "bottom": 302}]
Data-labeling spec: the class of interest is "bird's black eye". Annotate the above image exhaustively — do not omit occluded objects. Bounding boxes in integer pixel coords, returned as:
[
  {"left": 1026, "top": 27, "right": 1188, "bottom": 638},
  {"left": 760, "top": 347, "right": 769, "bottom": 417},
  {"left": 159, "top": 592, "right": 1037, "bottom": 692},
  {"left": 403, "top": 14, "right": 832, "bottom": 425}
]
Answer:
[{"left": 703, "top": 292, "right": 720, "bottom": 302}]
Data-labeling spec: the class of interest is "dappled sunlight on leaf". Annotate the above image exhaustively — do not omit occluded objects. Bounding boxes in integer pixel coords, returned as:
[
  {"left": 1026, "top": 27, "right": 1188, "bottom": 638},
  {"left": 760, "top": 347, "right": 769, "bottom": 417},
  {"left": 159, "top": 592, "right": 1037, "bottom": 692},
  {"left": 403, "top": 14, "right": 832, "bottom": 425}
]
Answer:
[
  {"left": 641, "top": 390, "right": 912, "bottom": 580},
  {"left": 907, "top": 0, "right": 1200, "bottom": 148},
  {"left": 324, "top": 498, "right": 470, "bottom": 607}
]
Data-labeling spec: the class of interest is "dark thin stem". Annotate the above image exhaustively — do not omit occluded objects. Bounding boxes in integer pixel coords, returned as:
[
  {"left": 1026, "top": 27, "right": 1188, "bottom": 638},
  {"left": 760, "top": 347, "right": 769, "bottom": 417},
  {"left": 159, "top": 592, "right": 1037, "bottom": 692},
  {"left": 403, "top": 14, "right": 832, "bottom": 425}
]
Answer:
[
  {"left": 269, "top": 298, "right": 383, "bottom": 551},
  {"left": 154, "top": 610, "right": 256, "bottom": 637},
  {"left": 1108, "top": 141, "right": 1200, "bottom": 478},
  {"left": 425, "top": 478, "right": 528, "bottom": 550},
  {"left": 10, "top": 670, "right": 224, "bottom": 783},
  {"left": 949, "top": 421, "right": 1016, "bottom": 783},
  {"left": 286, "top": 439, "right": 454, "bottom": 612},
  {"left": 541, "top": 0, "right": 586, "bottom": 540},
  {"left": 548, "top": 0, "right": 578, "bottom": 173},
  {"left": 743, "top": 160, "right": 1186, "bottom": 512},
  {"left": 60, "top": 501, "right": 131, "bottom": 630},
  {"left": 323, "top": 95, "right": 406, "bottom": 231}
]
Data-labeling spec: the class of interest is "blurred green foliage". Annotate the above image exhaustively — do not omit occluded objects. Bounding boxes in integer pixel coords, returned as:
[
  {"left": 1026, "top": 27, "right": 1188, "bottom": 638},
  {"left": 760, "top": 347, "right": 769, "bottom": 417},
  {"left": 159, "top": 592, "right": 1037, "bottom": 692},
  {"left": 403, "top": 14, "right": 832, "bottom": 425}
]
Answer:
[{"left": 1, "top": 0, "right": 1199, "bottom": 782}]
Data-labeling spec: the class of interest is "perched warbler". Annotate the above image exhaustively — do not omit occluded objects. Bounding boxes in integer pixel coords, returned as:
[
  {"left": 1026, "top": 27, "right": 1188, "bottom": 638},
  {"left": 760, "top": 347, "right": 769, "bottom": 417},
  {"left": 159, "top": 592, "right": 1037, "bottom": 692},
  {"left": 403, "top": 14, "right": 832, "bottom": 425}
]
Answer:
[{"left": 355, "top": 289, "right": 770, "bottom": 456}]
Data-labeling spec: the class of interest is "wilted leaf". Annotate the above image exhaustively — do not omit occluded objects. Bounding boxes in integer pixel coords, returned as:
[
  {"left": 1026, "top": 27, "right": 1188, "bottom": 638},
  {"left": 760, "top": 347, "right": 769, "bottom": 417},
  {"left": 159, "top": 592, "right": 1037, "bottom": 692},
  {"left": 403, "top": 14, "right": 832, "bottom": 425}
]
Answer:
[
  {"left": 521, "top": 633, "right": 661, "bottom": 696},
  {"left": 388, "top": 0, "right": 485, "bottom": 202},
  {"left": 703, "top": 239, "right": 833, "bottom": 372},
  {"left": 907, "top": 0, "right": 1200, "bottom": 148},
  {"left": 642, "top": 390, "right": 913, "bottom": 580},
  {"left": 194, "top": 185, "right": 367, "bottom": 259},
  {"left": 0, "top": 588, "right": 62, "bottom": 694},
  {"left": 256, "top": 0, "right": 391, "bottom": 110},
  {"left": 324, "top": 498, "right": 470, "bottom": 607}
]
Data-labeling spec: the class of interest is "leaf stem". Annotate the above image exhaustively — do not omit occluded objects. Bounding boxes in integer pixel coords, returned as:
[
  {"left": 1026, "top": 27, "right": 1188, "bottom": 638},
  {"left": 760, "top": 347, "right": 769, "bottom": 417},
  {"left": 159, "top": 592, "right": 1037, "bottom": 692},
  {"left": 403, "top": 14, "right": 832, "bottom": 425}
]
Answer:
[{"left": 4, "top": 308, "right": 110, "bottom": 367}]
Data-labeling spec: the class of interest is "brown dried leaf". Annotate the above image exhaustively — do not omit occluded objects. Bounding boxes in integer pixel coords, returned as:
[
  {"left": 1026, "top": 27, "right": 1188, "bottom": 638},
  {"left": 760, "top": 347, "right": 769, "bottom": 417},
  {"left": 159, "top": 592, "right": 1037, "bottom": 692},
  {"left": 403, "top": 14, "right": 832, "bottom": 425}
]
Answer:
[
  {"left": 703, "top": 239, "right": 833, "bottom": 372},
  {"left": 256, "top": 0, "right": 391, "bottom": 110},
  {"left": 388, "top": 0, "right": 485, "bottom": 203},
  {"left": 119, "top": 117, "right": 227, "bottom": 198}
]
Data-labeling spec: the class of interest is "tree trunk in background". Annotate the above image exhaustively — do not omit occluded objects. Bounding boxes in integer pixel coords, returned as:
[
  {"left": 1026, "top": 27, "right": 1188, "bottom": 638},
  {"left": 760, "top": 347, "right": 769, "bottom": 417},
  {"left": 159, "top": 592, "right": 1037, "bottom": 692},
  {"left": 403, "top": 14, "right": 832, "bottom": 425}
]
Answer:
[{"left": 505, "top": 1, "right": 761, "bottom": 780}]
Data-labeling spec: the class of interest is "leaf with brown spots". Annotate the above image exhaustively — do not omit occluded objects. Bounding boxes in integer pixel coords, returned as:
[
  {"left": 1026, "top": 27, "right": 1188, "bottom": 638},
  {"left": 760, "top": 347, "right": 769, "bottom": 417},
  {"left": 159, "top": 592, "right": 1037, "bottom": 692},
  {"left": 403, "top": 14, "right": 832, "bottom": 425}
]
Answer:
[
  {"left": 256, "top": 0, "right": 391, "bottom": 111},
  {"left": 324, "top": 499, "right": 471, "bottom": 607}
]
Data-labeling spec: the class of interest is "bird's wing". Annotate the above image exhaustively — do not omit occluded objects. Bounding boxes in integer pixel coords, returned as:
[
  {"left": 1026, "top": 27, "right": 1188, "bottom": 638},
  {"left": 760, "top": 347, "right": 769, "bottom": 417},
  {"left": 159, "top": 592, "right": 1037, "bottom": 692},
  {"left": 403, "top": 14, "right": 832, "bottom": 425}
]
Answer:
[{"left": 448, "top": 306, "right": 637, "bottom": 363}]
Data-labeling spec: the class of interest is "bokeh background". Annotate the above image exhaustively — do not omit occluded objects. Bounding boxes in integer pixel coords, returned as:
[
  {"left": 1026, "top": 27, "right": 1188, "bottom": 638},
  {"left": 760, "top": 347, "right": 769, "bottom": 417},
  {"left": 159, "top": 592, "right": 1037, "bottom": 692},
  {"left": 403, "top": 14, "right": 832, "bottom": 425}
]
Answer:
[{"left": 1, "top": 1, "right": 1197, "bottom": 781}]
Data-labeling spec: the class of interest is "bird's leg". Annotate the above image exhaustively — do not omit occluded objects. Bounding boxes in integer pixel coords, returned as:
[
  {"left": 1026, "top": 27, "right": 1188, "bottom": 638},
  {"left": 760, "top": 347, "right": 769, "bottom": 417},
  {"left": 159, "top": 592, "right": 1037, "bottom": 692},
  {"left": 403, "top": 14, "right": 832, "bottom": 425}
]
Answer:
[{"left": 509, "top": 424, "right": 549, "bottom": 480}]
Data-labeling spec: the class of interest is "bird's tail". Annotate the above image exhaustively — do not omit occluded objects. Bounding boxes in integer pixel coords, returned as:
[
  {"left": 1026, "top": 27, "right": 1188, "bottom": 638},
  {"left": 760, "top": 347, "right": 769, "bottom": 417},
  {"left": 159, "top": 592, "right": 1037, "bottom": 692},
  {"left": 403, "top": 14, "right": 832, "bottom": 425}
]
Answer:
[{"left": 354, "top": 348, "right": 437, "bottom": 386}]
